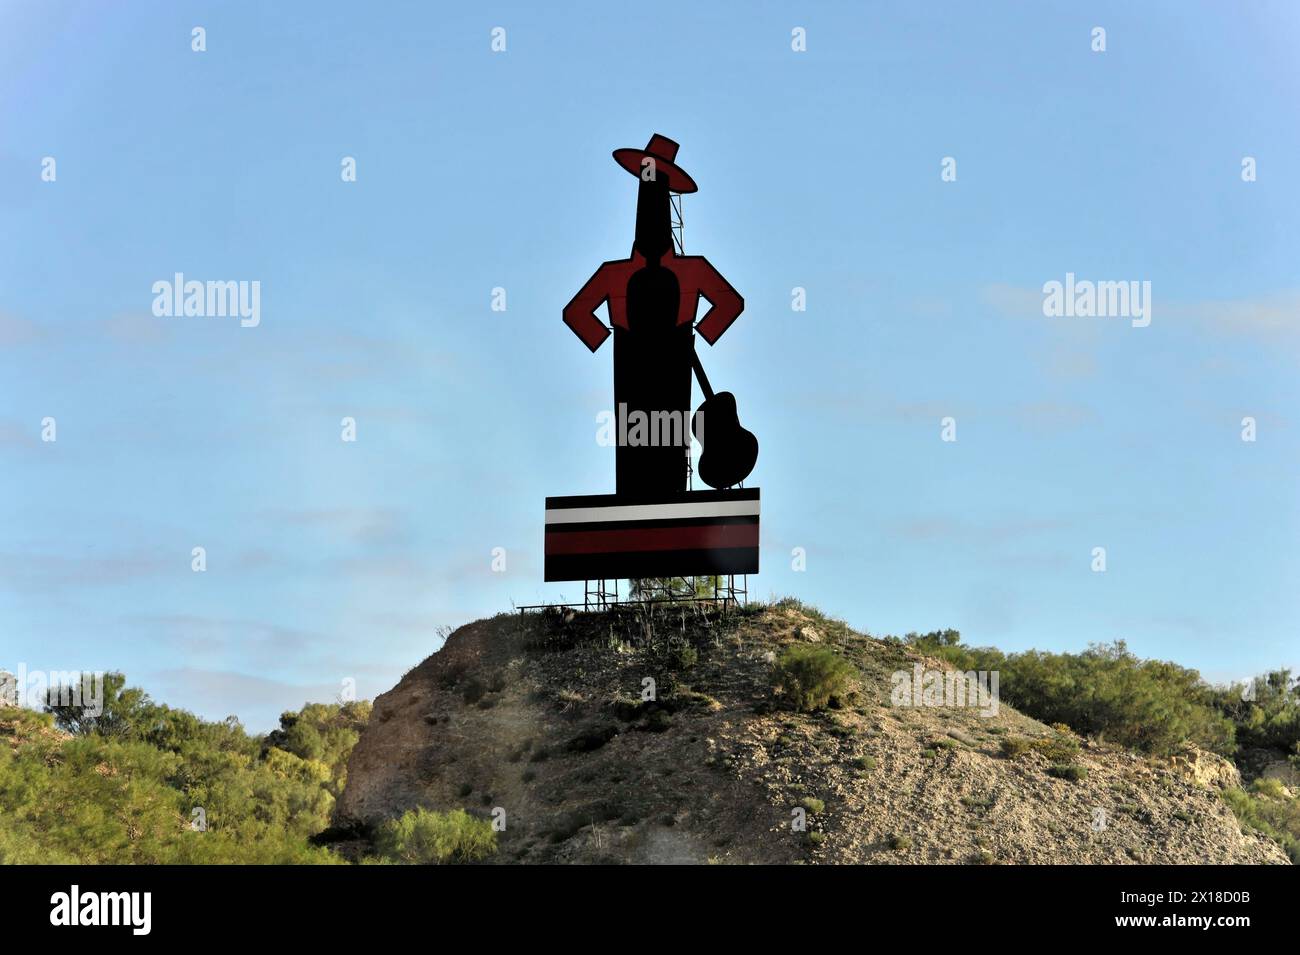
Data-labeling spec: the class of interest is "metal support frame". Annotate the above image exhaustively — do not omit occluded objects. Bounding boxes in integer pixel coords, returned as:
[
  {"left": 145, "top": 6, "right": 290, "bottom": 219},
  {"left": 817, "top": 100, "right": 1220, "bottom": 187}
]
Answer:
[
  {"left": 670, "top": 193, "right": 684, "bottom": 254},
  {"left": 520, "top": 574, "right": 747, "bottom": 616},
  {"left": 584, "top": 578, "right": 617, "bottom": 611}
]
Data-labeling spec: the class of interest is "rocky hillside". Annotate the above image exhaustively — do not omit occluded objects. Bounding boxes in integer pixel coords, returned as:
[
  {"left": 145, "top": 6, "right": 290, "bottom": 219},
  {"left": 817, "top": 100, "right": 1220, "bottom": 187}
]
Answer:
[{"left": 333, "top": 601, "right": 1288, "bottom": 864}]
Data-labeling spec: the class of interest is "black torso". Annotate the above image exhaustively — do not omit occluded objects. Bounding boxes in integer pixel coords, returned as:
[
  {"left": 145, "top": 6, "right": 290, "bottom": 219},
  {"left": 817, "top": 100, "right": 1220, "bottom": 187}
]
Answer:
[{"left": 613, "top": 176, "right": 692, "bottom": 497}]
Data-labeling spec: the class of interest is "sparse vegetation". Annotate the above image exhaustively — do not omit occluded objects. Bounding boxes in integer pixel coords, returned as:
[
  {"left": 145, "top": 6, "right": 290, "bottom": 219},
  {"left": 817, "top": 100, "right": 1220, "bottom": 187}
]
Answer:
[
  {"left": 1000, "top": 736, "right": 1032, "bottom": 760},
  {"left": 374, "top": 807, "right": 497, "bottom": 864},
  {"left": 0, "top": 676, "right": 367, "bottom": 864},
  {"left": 642, "top": 709, "right": 674, "bottom": 733},
  {"left": 567, "top": 724, "right": 619, "bottom": 752},
  {"left": 771, "top": 597, "right": 856, "bottom": 644},
  {"left": 770, "top": 644, "right": 856, "bottom": 713},
  {"left": 1047, "top": 764, "right": 1088, "bottom": 782},
  {"left": 900, "top": 632, "right": 1289, "bottom": 758},
  {"left": 1032, "top": 729, "right": 1081, "bottom": 763},
  {"left": 668, "top": 643, "right": 699, "bottom": 671},
  {"left": 461, "top": 678, "right": 486, "bottom": 705},
  {"left": 1221, "top": 780, "right": 1300, "bottom": 864},
  {"left": 10, "top": 599, "right": 1294, "bottom": 865}
]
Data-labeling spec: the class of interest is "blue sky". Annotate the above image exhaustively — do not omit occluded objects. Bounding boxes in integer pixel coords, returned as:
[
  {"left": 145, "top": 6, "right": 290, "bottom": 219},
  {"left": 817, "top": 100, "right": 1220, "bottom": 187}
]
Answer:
[{"left": 2, "top": 1, "right": 1298, "bottom": 730}]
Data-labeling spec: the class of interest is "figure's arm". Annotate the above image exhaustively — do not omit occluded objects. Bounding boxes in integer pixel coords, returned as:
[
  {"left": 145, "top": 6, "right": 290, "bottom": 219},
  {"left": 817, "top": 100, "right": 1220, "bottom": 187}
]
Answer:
[
  {"left": 562, "top": 265, "right": 613, "bottom": 352},
  {"left": 692, "top": 257, "right": 744, "bottom": 345}
]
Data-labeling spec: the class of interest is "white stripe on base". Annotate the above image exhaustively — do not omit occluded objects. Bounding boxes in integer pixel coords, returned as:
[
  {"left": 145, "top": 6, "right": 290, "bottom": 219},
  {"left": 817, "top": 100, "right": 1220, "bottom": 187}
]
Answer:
[{"left": 545, "top": 499, "right": 760, "bottom": 525}]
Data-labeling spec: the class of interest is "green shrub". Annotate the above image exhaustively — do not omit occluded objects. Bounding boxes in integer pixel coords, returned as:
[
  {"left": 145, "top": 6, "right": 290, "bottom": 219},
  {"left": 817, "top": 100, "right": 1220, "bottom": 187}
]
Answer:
[
  {"left": 902, "top": 633, "right": 1300, "bottom": 760},
  {"left": 461, "top": 678, "right": 486, "bottom": 705},
  {"left": 770, "top": 645, "right": 856, "bottom": 713},
  {"left": 888, "top": 833, "right": 912, "bottom": 850},
  {"left": 668, "top": 644, "right": 699, "bottom": 671},
  {"left": 1252, "top": 777, "right": 1287, "bottom": 800},
  {"left": 910, "top": 639, "right": 1238, "bottom": 756},
  {"left": 1214, "top": 670, "right": 1300, "bottom": 751},
  {"left": 375, "top": 807, "right": 497, "bottom": 864},
  {"left": 800, "top": 797, "right": 825, "bottom": 815},
  {"left": 999, "top": 736, "right": 1031, "bottom": 760},
  {"left": 1047, "top": 763, "right": 1088, "bottom": 782},
  {"left": 853, "top": 755, "right": 876, "bottom": 772},
  {"left": 1222, "top": 787, "right": 1300, "bottom": 864},
  {"left": 0, "top": 689, "right": 362, "bottom": 864},
  {"left": 1032, "top": 731, "right": 1080, "bottom": 763}
]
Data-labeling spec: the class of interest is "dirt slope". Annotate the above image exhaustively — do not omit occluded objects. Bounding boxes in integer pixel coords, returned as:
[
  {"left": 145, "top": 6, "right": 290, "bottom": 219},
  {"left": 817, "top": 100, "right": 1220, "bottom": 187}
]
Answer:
[{"left": 334, "top": 602, "right": 1287, "bottom": 864}]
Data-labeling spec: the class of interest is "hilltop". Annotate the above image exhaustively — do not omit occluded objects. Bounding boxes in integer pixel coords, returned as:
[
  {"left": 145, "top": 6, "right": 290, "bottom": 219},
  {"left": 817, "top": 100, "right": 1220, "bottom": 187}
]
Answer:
[{"left": 333, "top": 600, "right": 1289, "bottom": 864}]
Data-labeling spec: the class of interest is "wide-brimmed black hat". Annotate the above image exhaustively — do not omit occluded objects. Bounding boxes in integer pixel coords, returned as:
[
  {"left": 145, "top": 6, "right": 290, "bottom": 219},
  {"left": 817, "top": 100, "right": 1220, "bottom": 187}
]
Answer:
[{"left": 612, "top": 133, "right": 698, "bottom": 193}]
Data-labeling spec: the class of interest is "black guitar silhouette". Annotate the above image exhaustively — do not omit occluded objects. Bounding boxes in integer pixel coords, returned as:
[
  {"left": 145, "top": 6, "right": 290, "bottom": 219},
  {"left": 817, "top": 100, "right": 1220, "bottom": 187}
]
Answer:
[{"left": 690, "top": 344, "right": 758, "bottom": 489}]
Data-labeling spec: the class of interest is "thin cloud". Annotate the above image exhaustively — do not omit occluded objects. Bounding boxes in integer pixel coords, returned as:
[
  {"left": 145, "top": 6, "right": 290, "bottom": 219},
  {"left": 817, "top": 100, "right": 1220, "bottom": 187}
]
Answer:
[
  {"left": 887, "top": 515, "right": 1072, "bottom": 544},
  {"left": 986, "top": 282, "right": 1300, "bottom": 349},
  {"left": 259, "top": 506, "right": 409, "bottom": 547},
  {"left": 1171, "top": 293, "right": 1300, "bottom": 346},
  {"left": 1011, "top": 400, "right": 1096, "bottom": 432},
  {"left": 0, "top": 551, "right": 172, "bottom": 593},
  {"left": 102, "top": 310, "right": 171, "bottom": 345},
  {"left": 0, "top": 311, "right": 40, "bottom": 346},
  {"left": 0, "top": 417, "right": 40, "bottom": 450},
  {"left": 143, "top": 667, "right": 354, "bottom": 729}
]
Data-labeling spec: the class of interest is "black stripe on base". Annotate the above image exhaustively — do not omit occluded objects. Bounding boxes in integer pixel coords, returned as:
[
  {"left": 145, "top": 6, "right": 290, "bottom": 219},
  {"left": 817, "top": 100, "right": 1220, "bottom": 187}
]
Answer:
[
  {"left": 545, "top": 487, "right": 760, "bottom": 509},
  {"left": 544, "top": 547, "right": 759, "bottom": 582},
  {"left": 547, "top": 515, "right": 759, "bottom": 534}
]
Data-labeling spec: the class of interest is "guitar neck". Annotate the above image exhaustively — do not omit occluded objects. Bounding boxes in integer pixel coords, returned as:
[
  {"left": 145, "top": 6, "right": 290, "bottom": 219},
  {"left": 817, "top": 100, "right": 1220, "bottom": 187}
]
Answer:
[{"left": 690, "top": 341, "right": 715, "bottom": 401}]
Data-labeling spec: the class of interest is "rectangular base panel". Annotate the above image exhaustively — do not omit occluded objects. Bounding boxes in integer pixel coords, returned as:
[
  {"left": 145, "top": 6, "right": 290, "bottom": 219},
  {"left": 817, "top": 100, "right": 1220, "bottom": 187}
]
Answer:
[{"left": 544, "top": 488, "right": 759, "bottom": 582}]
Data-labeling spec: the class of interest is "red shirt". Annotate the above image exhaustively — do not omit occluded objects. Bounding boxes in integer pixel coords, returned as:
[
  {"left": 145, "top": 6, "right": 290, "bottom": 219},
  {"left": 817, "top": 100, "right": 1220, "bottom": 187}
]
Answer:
[{"left": 563, "top": 250, "right": 744, "bottom": 352}]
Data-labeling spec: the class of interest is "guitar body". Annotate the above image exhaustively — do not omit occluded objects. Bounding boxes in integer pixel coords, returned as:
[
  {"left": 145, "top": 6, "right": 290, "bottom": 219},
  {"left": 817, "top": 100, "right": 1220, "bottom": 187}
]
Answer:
[{"left": 693, "top": 390, "right": 759, "bottom": 490}]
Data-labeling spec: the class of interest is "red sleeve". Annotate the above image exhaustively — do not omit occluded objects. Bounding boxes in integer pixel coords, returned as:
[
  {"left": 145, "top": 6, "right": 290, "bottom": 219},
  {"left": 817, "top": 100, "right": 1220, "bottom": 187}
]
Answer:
[
  {"left": 562, "top": 264, "right": 614, "bottom": 352},
  {"left": 691, "top": 257, "right": 744, "bottom": 345}
]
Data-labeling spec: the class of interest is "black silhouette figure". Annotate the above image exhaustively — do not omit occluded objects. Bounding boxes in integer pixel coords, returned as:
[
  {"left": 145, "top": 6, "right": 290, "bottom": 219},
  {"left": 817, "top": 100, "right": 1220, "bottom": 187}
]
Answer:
[
  {"left": 563, "top": 134, "right": 756, "bottom": 496},
  {"left": 615, "top": 172, "right": 691, "bottom": 494}
]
